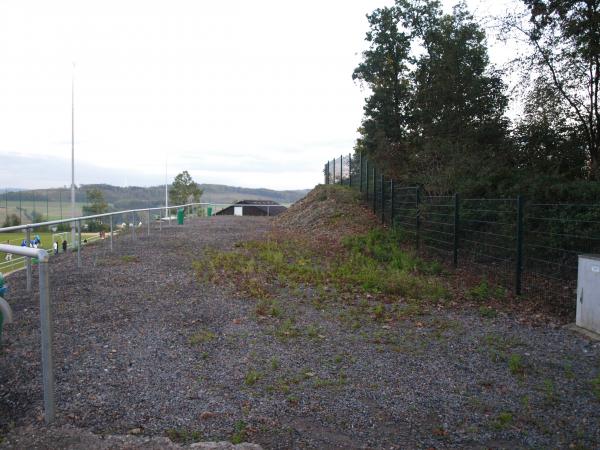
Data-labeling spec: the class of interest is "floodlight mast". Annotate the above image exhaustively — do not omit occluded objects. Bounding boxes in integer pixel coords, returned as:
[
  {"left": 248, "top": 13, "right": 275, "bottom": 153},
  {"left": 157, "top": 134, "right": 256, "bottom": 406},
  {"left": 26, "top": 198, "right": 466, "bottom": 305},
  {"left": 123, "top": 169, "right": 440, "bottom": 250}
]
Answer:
[{"left": 71, "top": 62, "right": 76, "bottom": 249}]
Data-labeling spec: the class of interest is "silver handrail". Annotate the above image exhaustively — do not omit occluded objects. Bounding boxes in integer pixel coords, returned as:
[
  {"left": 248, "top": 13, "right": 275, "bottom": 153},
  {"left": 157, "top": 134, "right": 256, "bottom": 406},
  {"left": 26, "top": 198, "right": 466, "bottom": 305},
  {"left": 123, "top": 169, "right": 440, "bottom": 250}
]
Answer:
[{"left": 0, "top": 245, "right": 54, "bottom": 424}]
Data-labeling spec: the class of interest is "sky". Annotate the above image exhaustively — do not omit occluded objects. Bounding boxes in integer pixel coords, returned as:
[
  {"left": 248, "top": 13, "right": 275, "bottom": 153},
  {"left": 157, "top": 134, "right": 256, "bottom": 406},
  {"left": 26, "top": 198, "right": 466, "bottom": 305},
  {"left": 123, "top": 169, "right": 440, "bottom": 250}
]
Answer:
[{"left": 0, "top": 0, "right": 520, "bottom": 191}]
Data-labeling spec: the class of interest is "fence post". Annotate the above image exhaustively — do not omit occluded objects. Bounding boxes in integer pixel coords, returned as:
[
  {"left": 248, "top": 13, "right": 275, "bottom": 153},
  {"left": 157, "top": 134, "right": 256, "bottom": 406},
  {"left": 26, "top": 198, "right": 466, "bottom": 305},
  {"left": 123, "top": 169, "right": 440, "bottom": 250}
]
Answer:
[
  {"left": 333, "top": 158, "right": 336, "bottom": 184},
  {"left": 131, "top": 212, "right": 135, "bottom": 241},
  {"left": 372, "top": 166, "right": 377, "bottom": 213},
  {"left": 415, "top": 188, "right": 421, "bottom": 251},
  {"left": 380, "top": 174, "right": 385, "bottom": 224},
  {"left": 390, "top": 180, "right": 394, "bottom": 225},
  {"left": 348, "top": 153, "right": 352, "bottom": 187},
  {"left": 515, "top": 195, "right": 524, "bottom": 295},
  {"left": 340, "top": 155, "right": 343, "bottom": 184},
  {"left": 453, "top": 193, "right": 459, "bottom": 267},
  {"left": 26, "top": 228, "right": 32, "bottom": 292},
  {"left": 359, "top": 154, "right": 363, "bottom": 192},
  {"left": 365, "top": 160, "right": 369, "bottom": 201},
  {"left": 110, "top": 215, "right": 114, "bottom": 252},
  {"left": 147, "top": 209, "right": 151, "bottom": 236}
]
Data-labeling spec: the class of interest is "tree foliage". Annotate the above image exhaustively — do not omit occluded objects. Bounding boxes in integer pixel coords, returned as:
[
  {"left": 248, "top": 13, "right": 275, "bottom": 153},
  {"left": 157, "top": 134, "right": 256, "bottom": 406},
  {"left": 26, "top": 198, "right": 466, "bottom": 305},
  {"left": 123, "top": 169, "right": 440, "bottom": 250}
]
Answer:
[
  {"left": 353, "top": 0, "right": 600, "bottom": 199},
  {"left": 82, "top": 188, "right": 109, "bottom": 216},
  {"left": 354, "top": 1, "right": 510, "bottom": 192},
  {"left": 169, "top": 171, "right": 203, "bottom": 206}
]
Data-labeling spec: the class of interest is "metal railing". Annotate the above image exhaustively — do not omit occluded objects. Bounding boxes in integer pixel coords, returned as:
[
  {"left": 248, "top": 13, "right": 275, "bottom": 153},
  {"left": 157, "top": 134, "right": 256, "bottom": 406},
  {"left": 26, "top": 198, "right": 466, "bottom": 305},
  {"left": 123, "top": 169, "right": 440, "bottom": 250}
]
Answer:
[{"left": 0, "top": 245, "right": 54, "bottom": 423}]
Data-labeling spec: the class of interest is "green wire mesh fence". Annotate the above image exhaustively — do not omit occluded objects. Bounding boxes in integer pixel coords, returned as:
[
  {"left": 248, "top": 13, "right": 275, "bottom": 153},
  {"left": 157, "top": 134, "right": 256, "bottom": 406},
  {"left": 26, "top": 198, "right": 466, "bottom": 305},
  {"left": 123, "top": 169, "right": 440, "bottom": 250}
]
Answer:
[{"left": 324, "top": 154, "right": 600, "bottom": 313}]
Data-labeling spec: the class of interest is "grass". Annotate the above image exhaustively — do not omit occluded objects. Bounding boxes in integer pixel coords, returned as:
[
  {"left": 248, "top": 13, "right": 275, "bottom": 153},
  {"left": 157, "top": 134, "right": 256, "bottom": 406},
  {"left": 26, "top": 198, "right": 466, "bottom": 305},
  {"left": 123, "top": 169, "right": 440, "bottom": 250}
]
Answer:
[
  {"left": 193, "top": 227, "right": 448, "bottom": 329},
  {"left": 231, "top": 420, "right": 248, "bottom": 444},
  {"left": 591, "top": 374, "right": 600, "bottom": 400},
  {"left": 491, "top": 411, "right": 513, "bottom": 430},
  {"left": 188, "top": 330, "right": 216, "bottom": 346},
  {"left": 467, "top": 280, "right": 507, "bottom": 302},
  {"left": 508, "top": 354, "right": 526, "bottom": 377},
  {"left": 120, "top": 255, "right": 139, "bottom": 263},
  {"left": 244, "top": 369, "right": 262, "bottom": 386},
  {"left": 165, "top": 428, "right": 203, "bottom": 444}
]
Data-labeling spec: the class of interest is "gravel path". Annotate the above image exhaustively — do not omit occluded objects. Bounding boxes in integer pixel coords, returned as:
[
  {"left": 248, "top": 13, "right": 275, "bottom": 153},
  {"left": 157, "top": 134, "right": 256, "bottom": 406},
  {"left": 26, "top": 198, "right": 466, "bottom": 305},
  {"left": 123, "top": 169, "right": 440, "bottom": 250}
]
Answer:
[{"left": 1, "top": 216, "right": 599, "bottom": 449}]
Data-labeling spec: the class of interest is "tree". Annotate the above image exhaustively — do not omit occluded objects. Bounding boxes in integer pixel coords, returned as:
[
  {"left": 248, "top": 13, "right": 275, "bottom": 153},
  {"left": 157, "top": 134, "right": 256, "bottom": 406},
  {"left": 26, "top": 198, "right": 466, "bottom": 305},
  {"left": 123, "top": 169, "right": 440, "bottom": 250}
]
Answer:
[
  {"left": 82, "top": 188, "right": 109, "bottom": 215},
  {"left": 353, "top": 0, "right": 510, "bottom": 191},
  {"left": 352, "top": 6, "right": 413, "bottom": 170},
  {"left": 2, "top": 213, "right": 20, "bottom": 228},
  {"left": 508, "top": 0, "right": 600, "bottom": 179},
  {"left": 169, "top": 171, "right": 203, "bottom": 206}
]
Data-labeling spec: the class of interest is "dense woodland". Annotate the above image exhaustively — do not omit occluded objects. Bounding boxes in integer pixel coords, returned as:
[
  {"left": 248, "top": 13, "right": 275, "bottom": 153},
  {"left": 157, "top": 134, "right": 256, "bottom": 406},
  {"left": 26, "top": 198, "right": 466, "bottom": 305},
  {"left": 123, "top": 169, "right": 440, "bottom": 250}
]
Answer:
[{"left": 353, "top": 0, "right": 599, "bottom": 201}]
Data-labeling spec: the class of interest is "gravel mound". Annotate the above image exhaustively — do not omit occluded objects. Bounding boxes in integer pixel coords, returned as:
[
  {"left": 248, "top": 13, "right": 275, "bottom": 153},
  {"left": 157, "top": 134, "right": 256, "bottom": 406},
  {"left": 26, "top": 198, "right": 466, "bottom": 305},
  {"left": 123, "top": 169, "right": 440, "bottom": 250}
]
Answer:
[{"left": 275, "top": 184, "right": 379, "bottom": 238}]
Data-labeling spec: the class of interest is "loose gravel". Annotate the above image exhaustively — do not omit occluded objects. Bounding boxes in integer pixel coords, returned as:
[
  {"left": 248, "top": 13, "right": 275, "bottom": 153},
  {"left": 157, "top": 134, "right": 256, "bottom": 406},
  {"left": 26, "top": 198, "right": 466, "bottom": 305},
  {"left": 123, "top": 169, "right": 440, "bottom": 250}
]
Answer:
[{"left": 1, "top": 216, "right": 599, "bottom": 449}]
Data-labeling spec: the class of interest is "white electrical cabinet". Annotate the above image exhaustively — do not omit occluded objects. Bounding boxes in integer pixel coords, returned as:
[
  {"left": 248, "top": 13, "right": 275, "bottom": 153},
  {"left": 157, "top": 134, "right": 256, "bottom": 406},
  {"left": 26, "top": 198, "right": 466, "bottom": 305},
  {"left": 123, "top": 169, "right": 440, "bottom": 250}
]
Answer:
[
  {"left": 234, "top": 206, "right": 243, "bottom": 217},
  {"left": 576, "top": 255, "right": 600, "bottom": 334}
]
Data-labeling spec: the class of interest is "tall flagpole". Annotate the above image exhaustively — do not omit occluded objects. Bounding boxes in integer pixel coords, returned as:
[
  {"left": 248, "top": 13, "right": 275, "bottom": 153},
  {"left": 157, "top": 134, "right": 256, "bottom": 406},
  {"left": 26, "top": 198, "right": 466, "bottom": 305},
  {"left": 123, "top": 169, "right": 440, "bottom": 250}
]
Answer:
[{"left": 71, "top": 62, "right": 76, "bottom": 249}]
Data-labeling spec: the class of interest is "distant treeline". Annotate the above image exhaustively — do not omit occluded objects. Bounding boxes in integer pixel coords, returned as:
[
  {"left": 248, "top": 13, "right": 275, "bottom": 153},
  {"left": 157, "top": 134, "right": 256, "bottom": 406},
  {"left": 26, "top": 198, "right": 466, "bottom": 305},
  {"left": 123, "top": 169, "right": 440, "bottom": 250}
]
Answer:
[{"left": 3, "top": 184, "right": 309, "bottom": 211}]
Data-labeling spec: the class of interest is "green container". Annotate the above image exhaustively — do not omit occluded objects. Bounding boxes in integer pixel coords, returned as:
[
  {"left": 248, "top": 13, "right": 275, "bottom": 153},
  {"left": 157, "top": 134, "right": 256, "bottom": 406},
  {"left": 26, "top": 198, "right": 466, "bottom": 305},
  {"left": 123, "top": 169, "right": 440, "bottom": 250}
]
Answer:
[
  {"left": 207, "top": 207, "right": 213, "bottom": 217},
  {"left": 177, "top": 208, "right": 185, "bottom": 225}
]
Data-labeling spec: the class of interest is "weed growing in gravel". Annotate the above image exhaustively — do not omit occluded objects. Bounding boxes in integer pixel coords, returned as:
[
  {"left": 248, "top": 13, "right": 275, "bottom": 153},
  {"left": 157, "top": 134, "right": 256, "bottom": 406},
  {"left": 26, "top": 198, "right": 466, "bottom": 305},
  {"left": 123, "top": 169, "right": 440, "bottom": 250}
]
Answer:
[
  {"left": 491, "top": 411, "right": 513, "bottom": 430},
  {"left": 255, "top": 298, "right": 282, "bottom": 318},
  {"left": 542, "top": 378, "right": 558, "bottom": 405},
  {"left": 270, "top": 357, "right": 280, "bottom": 370},
  {"left": 188, "top": 330, "right": 216, "bottom": 346},
  {"left": 275, "top": 318, "right": 300, "bottom": 340},
  {"left": 591, "top": 375, "right": 600, "bottom": 400},
  {"left": 483, "top": 333, "right": 525, "bottom": 363},
  {"left": 231, "top": 420, "right": 248, "bottom": 444},
  {"left": 165, "top": 428, "right": 203, "bottom": 444},
  {"left": 120, "top": 255, "right": 139, "bottom": 263},
  {"left": 508, "top": 354, "right": 526, "bottom": 377},
  {"left": 245, "top": 369, "right": 262, "bottom": 386}
]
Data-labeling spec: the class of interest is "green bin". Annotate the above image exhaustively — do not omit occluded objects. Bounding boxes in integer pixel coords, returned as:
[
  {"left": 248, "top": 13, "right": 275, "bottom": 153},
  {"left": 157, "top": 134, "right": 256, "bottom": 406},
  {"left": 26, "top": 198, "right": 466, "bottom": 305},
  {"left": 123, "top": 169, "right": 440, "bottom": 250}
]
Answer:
[
  {"left": 177, "top": 208, "right": 185, "bottom": 225},
  {"left": 207, "top": 207, "right": 213, "bottom": 217}
]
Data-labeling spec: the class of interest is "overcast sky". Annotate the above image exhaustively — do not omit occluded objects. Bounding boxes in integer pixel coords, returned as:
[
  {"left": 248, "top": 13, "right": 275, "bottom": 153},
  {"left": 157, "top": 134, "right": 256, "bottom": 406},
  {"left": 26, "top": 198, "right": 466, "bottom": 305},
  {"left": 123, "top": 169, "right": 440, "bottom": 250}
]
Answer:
[{"left": 0, "top": 0, "right": 519, "bottom": 190}]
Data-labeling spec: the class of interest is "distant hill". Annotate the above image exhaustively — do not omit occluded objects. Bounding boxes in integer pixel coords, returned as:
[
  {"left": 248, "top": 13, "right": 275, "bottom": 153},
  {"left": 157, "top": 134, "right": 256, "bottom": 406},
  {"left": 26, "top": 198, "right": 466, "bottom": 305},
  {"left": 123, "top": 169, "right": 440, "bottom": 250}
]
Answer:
[{"left": 3, "top": 183, "right": 310, "bottom": 212}]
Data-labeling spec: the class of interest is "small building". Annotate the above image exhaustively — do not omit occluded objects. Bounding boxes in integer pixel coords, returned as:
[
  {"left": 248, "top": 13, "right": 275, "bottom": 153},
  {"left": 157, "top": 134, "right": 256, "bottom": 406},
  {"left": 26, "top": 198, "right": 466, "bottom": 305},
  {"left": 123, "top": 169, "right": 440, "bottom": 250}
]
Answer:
[{"left": 216, "top": 200, "right": 287, "bottom": 217}]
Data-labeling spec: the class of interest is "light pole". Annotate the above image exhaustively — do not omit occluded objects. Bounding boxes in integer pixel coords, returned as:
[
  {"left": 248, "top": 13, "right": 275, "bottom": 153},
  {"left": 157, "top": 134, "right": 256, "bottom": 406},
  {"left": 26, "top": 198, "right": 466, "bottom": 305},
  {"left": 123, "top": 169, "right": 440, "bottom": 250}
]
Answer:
[{"left": 71, "top": 62, "right": 76, "bottom": 249}]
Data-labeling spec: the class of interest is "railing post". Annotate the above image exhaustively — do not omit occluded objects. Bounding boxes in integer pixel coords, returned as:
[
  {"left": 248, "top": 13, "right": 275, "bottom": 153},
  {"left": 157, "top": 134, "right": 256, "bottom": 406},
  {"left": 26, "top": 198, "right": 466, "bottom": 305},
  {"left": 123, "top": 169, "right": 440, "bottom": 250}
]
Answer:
[
  {"left": 359, "top": 154, "right": 363, "bottom": 192},
  {"left": 38, "top": 256, "right": 55, "bottom": 424},
  {"left": 380, "top": 174, "right": 385, "bottom": 224},
  {"left": 416, "top": 188, "right": 421, "bottom": 251},
  {"left": 390, "top": 179, "right": 394, "bottom": 225},
  {"left": 132, "top": 212, "right": 135, "bottom": 241},
  {"left": 77, "top": 219, "right": 81, "bottom": 268},
  {"left": 340, "top": 154, "right": 343, "bottom": 185},
  {"left": 26, "top": 228, "right": 32, "bottom": 292},
  {"left": 453, "top": 193, "right": 459, "bottom": 267},
  {"left": 110, "top": 215, "right": 114, "bottom": 252},
  {"left": 159, "top": 209, "right": 163, "bottom": 232},
  {"left": 515, "top": 195, "right": 524, "bottom": 295},
  {"left": 147, "top": 209, "right": 150, "bottom": 237}
]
